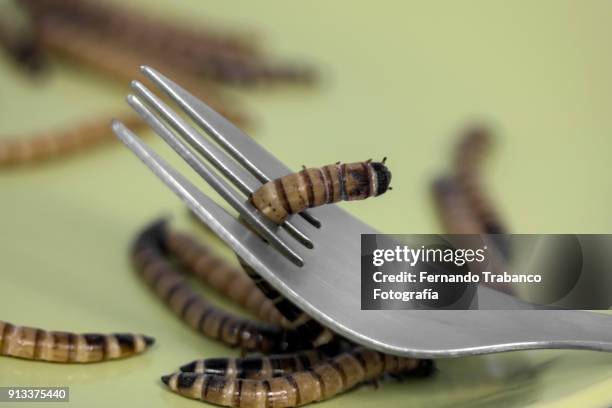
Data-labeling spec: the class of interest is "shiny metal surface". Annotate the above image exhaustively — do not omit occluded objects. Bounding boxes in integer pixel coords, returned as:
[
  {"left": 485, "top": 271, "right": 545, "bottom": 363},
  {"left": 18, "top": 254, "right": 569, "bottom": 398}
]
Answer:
[{"left": 112, "top": 66, "right": 612, "bottom": 358}]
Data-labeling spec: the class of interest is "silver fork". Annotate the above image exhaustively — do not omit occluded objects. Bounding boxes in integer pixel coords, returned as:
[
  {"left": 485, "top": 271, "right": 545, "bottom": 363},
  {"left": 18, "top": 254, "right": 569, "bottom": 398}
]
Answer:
[{"left": 112, "top": 66, "right": 612, "bottom": 358}]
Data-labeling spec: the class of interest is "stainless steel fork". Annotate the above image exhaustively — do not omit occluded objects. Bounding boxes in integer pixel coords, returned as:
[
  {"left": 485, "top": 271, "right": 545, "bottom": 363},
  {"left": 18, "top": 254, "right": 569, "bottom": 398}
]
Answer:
[{"left": 112, "top": 66, "right": 612, "bottom": 358}]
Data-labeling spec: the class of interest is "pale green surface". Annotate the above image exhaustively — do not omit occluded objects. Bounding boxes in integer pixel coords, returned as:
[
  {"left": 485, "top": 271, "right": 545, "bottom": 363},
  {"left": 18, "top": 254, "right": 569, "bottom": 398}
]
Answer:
[{"left": 1, "top": 1, "right": 612, "bottom": 407}]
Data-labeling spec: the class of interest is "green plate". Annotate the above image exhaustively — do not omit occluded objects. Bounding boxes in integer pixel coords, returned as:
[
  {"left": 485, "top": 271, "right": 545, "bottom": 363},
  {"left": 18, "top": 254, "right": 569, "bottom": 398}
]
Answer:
[{"left": 1, "top": 1, "right": 611, "bottom": 407}]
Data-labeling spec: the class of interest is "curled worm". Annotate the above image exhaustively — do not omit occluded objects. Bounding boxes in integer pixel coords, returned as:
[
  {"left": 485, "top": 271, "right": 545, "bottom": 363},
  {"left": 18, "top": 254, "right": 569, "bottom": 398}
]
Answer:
[
  {"left": 132, "top": 220, "right": 315, "bottom": 353},
  {"left": 162, "top": 347, "right": 432, "bottom": 408},
  {"left": 0, "top": 320, "right": 153, "bottom": 363},
  {"left": 251, "top": 159, "right": 392, "bottom": 224},
  {"left": 133, "top": 221, "right": 435, "bottom": 407}
]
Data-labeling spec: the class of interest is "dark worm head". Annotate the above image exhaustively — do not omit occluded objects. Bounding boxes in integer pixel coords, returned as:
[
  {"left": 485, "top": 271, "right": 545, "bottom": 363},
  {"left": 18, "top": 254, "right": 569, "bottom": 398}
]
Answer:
[
  {"left": 371, "top": 162, "right": 392, "bottom": 195},
  {"left": 132, "top": 218, "right": 169, "bottom": 253}
]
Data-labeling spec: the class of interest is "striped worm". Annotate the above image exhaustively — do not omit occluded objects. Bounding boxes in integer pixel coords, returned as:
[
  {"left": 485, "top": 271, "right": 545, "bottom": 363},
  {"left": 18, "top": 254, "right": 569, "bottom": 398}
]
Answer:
[
  {"left": 0, "top": 113, "right": 146, "bottom": 167},
  {"left": 251, "top": 159, "right": 392, "bottom": 224},
  {"left": 162, "top": 347, "right": 432, "bottom": 408},
  {"left": 139, "top": 221, "right": 334, "bottom": 348},
  {"left": 132, "top": 220, "right": 316, "bottom": 353},
  {"left": 156, "top": 220, "right": 334, "bottom": 345},
  {"left": 0, "top": 320, "right": 154, "bottom": 363},
  {"left": 179, "top": 348, "right": 333, "bottom": 380},
  {"left": 163, "top": 229, "right": 287, "bottom": 327}
]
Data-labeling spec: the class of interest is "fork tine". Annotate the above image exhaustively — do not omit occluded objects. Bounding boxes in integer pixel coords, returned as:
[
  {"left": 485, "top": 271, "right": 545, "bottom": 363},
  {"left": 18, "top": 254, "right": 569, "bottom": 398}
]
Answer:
[
  {"left": 112, "top": 118, "right": 304, "bottom": 267},
  {"left": 140, "top": 65, "right": 321, "bottom": 228},
  {"left": 131, "top": 80, "right": 258, "bottom": 196},
  {"left": 129, "top": 80, "right": 314, "bottom": 249}
]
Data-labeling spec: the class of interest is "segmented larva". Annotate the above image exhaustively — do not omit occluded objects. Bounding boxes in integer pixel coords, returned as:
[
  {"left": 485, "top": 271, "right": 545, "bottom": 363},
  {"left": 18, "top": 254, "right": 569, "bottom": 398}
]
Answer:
[
  {"left": 179, "top": 348, "right": 330, "bottom": 380},
  {"left": 132, "top": 221, "right": 316, "bottom": 353},
  {"left": 154, "top": 220, "right": 335, "bottom": 346},
  {"left": 162, "top": 347, "right": 432, "bottom": 408},
  {"left": 163, "top": 228, "right": 287, "bottom": 327},
  {"left": 0, "top": 113, "right": 145, "bottom": 166},
  {"left": 251, "top": 159, "right": 392, "bottom": 224},
  {"left": 454, "top": 126, "right": 506, "bottom": 235},
  {"left": 0, "top": 320, "right": 154, "bottom": 363}
]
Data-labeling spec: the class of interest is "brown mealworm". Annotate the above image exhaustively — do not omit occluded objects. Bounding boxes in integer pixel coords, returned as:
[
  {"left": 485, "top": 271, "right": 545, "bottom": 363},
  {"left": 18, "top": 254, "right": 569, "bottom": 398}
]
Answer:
[
  {"left": 159, "top": 220, "right": 334, "bottom": 345},
  {"left": 163, "top": 229, "right": 288, "bottom": 327},
  {"left": 0, "top": 320, "right": 154, "bottom": 363},
  {"left": 163, "top": 347, "right": 431, "bottom": 408},
  {"left": 251, "top": 160, "right": 392, "bottom": 224},
  {"left": 179, "top": 348, "right": 330, "bottom": 379},
  {"left": 132, "top": 220, "right": 316, "bottom": 353},
  {"left": 0, "top": 113, "right": 145, "bottom": 166}
]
